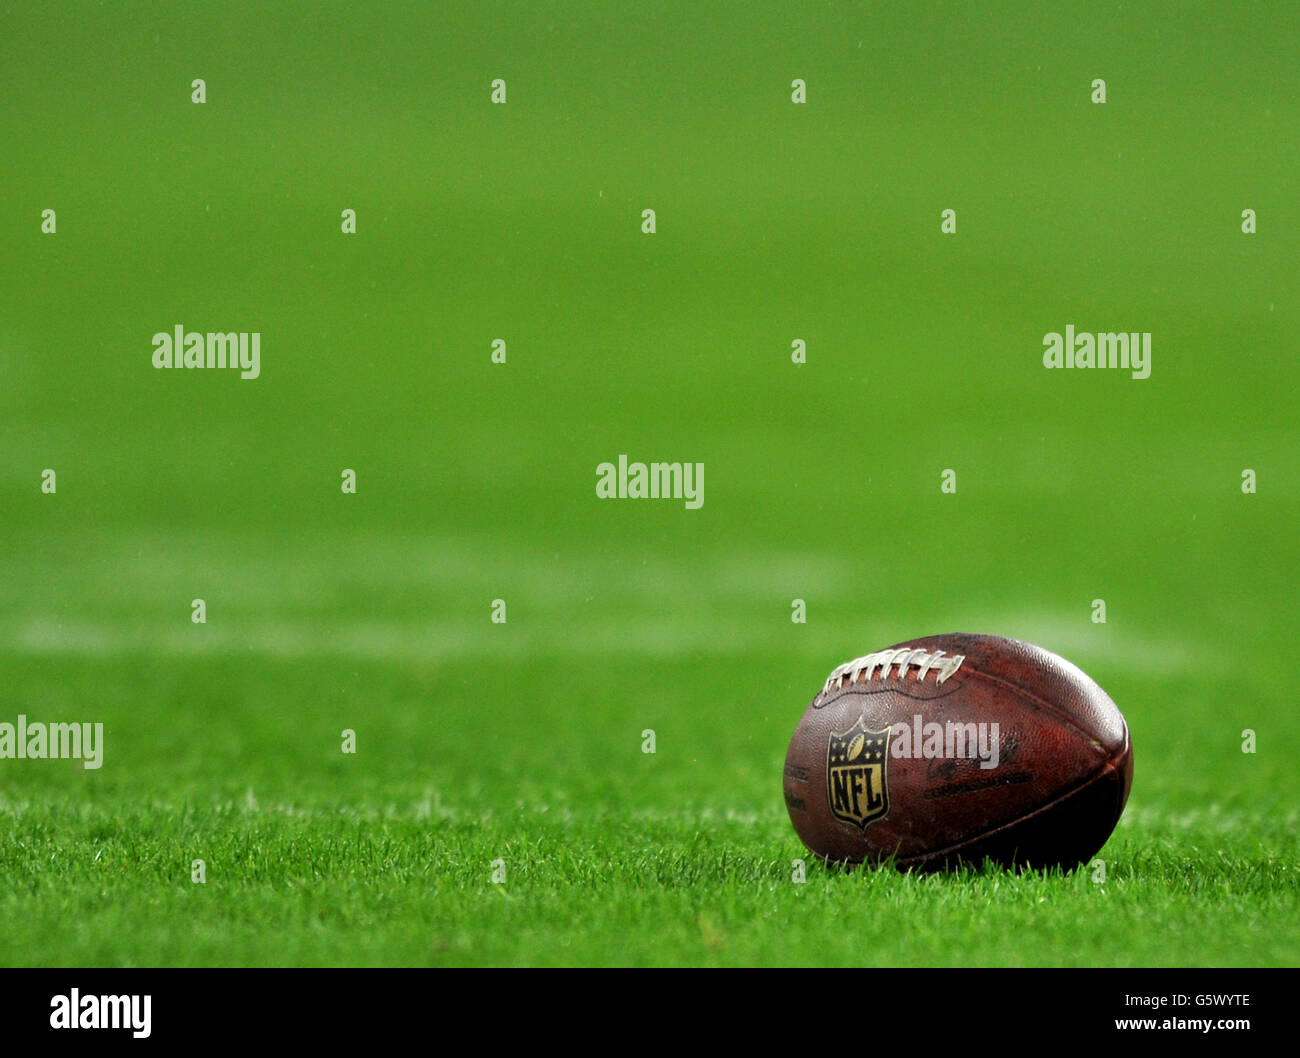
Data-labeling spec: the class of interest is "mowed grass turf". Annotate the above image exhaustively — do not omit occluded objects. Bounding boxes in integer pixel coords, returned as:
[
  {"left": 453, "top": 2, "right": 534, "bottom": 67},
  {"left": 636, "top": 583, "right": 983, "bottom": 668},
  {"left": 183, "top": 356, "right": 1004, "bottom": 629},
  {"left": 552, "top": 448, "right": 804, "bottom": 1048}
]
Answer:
[
  {"left": 2, "top": 636, "right": 1300, "bottom": 967},
  {"left": 1, "top": 643, "right": 1297, "bottom": 968},
  {"left": 2, "top": 2, "right": 1298, "bottom": 965},
  {"left": 1, "top": 524, "right": 1296, "bottom": 967}
]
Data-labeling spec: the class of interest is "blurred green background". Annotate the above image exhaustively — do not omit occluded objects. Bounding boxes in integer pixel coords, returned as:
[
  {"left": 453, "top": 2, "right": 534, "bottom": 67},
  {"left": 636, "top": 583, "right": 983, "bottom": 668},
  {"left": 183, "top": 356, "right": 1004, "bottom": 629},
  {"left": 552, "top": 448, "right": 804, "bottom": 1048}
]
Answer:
[{"left": 0, "top": 1, "right": 1296, "bottom": 965}]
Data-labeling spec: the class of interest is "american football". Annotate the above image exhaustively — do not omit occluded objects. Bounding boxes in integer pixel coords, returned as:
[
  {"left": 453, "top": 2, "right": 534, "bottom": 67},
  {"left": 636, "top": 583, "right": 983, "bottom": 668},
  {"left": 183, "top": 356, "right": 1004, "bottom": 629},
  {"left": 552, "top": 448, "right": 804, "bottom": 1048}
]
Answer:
[{"left": 784, "top": 633, "right": 1133, "bottom": 871}]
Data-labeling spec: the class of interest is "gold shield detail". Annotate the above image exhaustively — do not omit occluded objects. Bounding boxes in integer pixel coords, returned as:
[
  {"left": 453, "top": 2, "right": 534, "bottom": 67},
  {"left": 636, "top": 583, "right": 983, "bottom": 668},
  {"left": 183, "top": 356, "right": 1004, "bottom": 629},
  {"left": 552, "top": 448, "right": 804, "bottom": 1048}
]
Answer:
[{"left": 827, "top": 717, "right": 891, "bottom": 829}]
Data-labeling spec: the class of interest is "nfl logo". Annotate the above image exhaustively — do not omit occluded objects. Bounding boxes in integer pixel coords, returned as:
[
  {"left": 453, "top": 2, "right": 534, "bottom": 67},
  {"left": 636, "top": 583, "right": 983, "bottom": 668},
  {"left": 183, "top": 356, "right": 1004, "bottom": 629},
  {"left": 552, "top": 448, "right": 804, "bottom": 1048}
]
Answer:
[{"left": 826, "top": 716, "right": 891, "bottom": 829}]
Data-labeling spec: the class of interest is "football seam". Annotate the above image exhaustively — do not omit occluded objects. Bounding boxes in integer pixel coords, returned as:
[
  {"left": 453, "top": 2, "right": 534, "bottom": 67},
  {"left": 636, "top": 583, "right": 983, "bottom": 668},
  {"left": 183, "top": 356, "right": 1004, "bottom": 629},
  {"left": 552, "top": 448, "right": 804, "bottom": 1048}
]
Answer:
[
  {"left": 892, "top": 747, "right": 1129, "bottom": 867},
  {"left": 957, "top": 664, "right": 1114, "bottom": 749}
]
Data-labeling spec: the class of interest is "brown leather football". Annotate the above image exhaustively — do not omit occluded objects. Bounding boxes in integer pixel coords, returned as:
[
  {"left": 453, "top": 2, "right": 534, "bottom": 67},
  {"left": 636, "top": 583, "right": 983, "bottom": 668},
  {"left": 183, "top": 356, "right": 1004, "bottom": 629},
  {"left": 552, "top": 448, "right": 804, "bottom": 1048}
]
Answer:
[{"left": 783, "top": 633, "right": 1133, "bottom": 871}]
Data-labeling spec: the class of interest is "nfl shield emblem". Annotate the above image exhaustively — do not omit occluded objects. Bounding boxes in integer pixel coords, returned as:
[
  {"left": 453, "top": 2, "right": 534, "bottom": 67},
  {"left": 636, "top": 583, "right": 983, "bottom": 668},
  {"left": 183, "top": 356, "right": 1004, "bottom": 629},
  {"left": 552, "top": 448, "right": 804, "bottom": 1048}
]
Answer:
[{"left": 827, "top": 716, "right": 891, "bottom": 829}]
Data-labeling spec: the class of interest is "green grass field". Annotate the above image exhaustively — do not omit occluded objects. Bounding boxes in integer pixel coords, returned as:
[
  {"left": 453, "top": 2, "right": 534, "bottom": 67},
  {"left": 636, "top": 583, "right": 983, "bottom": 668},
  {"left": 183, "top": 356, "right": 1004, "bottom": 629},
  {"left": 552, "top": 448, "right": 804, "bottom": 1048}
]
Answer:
[{"left": 1, "top": 1, "right": 1297, "bottom": 967}]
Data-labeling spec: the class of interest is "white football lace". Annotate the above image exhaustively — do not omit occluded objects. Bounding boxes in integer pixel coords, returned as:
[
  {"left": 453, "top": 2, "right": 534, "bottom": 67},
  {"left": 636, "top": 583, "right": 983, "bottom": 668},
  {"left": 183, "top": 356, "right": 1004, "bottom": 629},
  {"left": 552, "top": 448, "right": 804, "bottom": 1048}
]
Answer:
[{"left": 821, "top": 647, "right": 966, "bottom": 694}]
